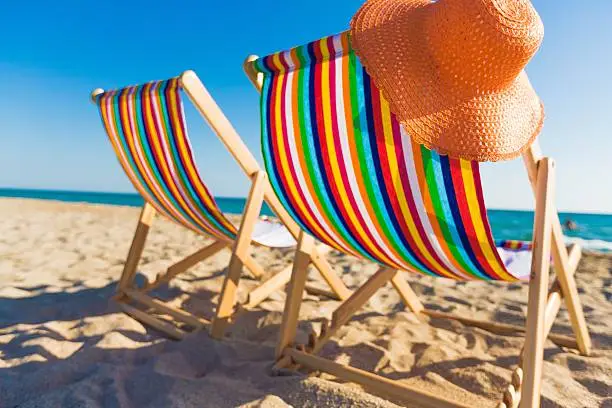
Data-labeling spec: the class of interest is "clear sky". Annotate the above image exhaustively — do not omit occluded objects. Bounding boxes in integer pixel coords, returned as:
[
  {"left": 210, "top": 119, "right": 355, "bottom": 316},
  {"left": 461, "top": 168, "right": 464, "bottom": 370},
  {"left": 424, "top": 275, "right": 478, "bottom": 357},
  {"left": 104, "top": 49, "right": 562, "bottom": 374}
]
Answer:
[{"left": 1, "top": 1, "right": 611, "bottom": 213}]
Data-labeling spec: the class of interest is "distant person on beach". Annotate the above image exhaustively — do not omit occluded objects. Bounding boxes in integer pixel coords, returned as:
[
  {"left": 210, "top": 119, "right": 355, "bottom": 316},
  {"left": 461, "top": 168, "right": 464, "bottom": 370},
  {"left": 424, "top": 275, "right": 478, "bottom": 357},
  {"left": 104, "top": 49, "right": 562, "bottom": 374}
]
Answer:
[{"left": 563, "top": 219, "right": 579, "bottom": 231}]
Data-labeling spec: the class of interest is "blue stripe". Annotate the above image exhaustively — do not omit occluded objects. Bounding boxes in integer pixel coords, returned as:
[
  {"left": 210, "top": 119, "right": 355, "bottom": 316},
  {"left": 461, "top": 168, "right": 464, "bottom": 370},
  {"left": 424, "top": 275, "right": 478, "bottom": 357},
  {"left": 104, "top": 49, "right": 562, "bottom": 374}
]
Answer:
[
  {"left": 353, "top": 59, "right": 431, "bottom": 274},
  {"left": 362, "top": 71, "right": 436, "bottom": 276}
]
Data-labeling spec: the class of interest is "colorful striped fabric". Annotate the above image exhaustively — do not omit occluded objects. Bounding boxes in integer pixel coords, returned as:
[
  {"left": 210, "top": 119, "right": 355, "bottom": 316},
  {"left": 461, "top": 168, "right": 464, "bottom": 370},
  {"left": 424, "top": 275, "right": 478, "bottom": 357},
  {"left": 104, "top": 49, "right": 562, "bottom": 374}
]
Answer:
[
  {"left": 254, "top": 32, "right": 522, "bottom": 281},
  {"left": 95, "top": 78, "right": 237, "bottom": 242}
]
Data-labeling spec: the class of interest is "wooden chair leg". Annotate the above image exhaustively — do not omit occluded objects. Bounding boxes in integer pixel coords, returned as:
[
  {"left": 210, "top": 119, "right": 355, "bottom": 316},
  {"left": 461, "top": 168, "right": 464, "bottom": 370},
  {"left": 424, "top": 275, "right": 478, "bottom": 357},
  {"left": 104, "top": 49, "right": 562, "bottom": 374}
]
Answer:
[
  {"left": 117, "top": 203, "right": 156, "bottom": 296},
  {"left": 260, "top": 183, "right": 351, "bottom": 302},
  {"left": 523, "top": 143, "right": 592, "bottom": 356},
  {"left": 210, "top": 171, "right": 266, "bottom": 339},
  {"left": 276, "top": 231, "right": 314, "bottom": 359},
  {"left": 542, "top": 243, "right": 581, "bottom": 339},
  {"left": 245, "top": 265, "right": 292, "bottom": 309},
  {"left": 390, "top": 272, "right": 424, "bottom": 315},
  {"left": 242, "top": 254, "right": 265, "bottom": 279},
  {"left": 549, "top": 225, "right": 591, "bottom": 355},
  {"left": 310, "top": 248, "right": 352, "bottom": 300},
  {"left": 142, "top": 240, "right": 228, "bottom": 293},
  {"left": 312, "top": 267, "right": 396, "bottom": 355},
  {"left": 520, "top": 157, "right": 555, "bottom": 408},
  {"left": 331, "top": 268, "right": 396, "bottom": 332}
]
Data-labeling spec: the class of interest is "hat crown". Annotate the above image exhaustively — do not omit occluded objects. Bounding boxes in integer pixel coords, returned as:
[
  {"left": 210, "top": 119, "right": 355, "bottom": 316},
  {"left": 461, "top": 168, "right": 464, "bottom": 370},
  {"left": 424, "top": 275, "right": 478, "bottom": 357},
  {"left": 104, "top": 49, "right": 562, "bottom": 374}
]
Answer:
[{"left": 425, "top": 0, "right": 544, "bottom": 97}]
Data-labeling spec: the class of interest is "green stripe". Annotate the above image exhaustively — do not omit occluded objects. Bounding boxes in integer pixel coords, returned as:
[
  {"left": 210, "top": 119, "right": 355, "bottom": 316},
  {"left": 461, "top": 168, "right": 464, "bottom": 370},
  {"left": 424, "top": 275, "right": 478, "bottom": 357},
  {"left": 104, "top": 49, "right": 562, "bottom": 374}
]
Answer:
[
  {"left": 295, "top": 45, "right": 363, "bottom": 254},
  {"left": 348, "top": 51, "right": 426, "bottom": 273},
  {"left": 420, "top": 146, "right": 473, "bottom": 273}
]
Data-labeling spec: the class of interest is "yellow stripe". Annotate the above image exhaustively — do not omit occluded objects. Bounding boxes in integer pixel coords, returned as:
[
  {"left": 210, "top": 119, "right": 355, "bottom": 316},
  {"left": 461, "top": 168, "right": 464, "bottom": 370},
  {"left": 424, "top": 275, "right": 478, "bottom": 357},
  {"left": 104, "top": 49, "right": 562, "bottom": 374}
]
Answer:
[
  {"left": 460, "top": 161, "right": 514, "bottom": 280},
  {"left": 379, "top": 95, "right": 452, "bottom": 277},
  {"left": 319, "top": 39, "right": 399, "bottom": 267},
  {"left": 284, "top": 49, "right": 341, "bottom": 249}
]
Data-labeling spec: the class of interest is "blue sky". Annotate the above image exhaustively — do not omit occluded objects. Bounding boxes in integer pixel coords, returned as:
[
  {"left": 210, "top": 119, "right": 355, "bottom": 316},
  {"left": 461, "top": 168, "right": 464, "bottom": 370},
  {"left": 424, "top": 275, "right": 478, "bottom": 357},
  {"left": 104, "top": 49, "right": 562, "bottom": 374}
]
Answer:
[{"left": 1, "top": 1, "right": 611, "bottom": 213}]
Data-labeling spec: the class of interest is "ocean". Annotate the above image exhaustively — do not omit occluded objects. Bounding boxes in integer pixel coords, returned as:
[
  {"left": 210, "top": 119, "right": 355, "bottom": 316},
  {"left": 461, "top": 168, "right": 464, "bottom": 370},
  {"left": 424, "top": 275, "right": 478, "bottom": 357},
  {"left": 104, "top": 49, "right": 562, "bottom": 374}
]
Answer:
[{"left": 2, "top": 188, "right": 611, "bottom": 252}]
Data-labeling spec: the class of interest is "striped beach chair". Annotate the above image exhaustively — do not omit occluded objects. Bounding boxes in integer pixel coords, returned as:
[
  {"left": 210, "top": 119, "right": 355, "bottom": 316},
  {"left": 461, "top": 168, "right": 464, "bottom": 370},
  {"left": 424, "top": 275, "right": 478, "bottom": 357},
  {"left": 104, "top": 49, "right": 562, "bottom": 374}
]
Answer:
[
  {"left": 244, "top": 32, "right": 591, "bottom": 408},
  {"left": 90, "top": 71, "right": 350, "bottom": 340}
]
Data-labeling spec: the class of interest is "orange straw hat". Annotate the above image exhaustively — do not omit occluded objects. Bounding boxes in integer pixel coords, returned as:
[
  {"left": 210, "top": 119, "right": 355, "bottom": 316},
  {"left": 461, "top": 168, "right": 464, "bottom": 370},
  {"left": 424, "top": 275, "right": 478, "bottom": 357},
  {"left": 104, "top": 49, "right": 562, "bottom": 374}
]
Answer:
[{"left": 350, "top": 0, "right": 545, "bottom": 161}]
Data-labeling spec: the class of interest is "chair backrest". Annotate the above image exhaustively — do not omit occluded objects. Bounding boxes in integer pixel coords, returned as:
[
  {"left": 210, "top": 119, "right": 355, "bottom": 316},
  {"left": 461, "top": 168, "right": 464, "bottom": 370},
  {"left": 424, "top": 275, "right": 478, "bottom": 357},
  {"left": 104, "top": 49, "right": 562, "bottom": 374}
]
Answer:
[
  {"left": 252, "top": 32, "right": 517, "bottom": 281},
  {"left": 94, "top": 78, "right": 237, "bottom": 242}
]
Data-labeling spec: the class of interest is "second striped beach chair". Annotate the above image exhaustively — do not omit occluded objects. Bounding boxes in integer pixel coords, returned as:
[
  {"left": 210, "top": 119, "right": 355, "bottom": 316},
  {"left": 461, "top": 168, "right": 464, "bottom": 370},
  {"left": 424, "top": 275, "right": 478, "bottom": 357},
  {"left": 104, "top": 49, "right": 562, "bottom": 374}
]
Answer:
[
  {"left": 90, "top": 71, "right": 350, "bottom": 340},
  {"left": 244, "top": 32, "right": 592, "bottom": 408}
]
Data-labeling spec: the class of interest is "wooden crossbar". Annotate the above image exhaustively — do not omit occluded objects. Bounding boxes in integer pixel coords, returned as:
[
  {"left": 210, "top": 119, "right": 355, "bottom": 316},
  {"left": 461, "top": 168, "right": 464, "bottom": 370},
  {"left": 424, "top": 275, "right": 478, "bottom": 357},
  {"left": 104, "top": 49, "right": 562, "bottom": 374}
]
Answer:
[
  {"left": 284, "top": 348, "right": 471, "bottom": 408},
  {"left": 421, "top": 309, "right": 578, "bottom": 350},
  {"left": 332, "top": 267, "right": 395, "bottom": 331},
  {"left": 119, "top": 302, "right": 186, "bottom": 340},
  {"left": 543, "top": 242, "right": 581, "bottom": 340},
  {"left": 242, "top": 254, "right": 266, "bottom": 279},
  {"left": 306, "top": 267, "right": 393, "bottom": 353},
  {"left": 309, "top": 249, "right": 352, "bottom": 300},
  {"left": 142, "top": 240, "right": 228, "bottom": 293},
  {"left": 304, "top": 283, "right": 342, "bottom": 300},
  {"left": 245, "top": 265, "right": 292, "bottom": 309},
  {"left": 390, "top": 273, "right": 424, "bottom": 314},
  {"left": 125, "top": 289, "right": 209, "bottom": 329}
]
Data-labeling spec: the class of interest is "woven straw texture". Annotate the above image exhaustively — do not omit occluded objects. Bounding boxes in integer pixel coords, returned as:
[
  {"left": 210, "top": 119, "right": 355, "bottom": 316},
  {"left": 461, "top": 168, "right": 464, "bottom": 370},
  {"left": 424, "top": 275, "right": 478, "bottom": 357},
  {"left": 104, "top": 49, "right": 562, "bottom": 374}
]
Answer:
[{"left": 350, "top": 0, "right": 545, "bottom": 162}]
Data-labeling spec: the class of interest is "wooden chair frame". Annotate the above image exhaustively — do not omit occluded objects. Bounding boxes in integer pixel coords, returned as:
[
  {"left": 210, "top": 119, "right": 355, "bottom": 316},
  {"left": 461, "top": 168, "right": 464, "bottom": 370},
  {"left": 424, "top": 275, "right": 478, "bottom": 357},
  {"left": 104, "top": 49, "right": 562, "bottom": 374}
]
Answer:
[
  {"left": 244, "top": 58, "right": 592, "bottom": 408},
  {"left": 91, "top": 71, "right": 351, "bottom": 341}
]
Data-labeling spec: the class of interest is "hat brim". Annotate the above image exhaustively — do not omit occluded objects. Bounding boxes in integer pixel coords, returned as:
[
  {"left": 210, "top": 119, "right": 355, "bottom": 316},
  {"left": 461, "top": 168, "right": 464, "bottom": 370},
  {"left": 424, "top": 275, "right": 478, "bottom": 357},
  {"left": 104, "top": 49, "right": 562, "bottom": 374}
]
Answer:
[{"left": 405, "top": 72, "right": 544, "bottom": 162}]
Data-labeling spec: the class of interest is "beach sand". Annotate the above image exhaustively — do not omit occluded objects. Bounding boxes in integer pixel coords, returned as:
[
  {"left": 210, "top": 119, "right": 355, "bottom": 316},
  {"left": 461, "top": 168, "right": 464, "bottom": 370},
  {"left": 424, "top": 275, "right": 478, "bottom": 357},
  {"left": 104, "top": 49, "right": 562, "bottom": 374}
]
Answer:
[{"left": 0, "top": 198, "right": 610, "bottom": 407}]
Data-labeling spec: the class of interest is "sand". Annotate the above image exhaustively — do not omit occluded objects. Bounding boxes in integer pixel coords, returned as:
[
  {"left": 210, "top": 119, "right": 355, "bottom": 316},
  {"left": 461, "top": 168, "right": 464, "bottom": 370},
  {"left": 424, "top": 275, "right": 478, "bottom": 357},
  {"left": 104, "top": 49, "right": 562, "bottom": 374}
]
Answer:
[{"left": 0, "top": 198, "right": 610, "bottom": 407}]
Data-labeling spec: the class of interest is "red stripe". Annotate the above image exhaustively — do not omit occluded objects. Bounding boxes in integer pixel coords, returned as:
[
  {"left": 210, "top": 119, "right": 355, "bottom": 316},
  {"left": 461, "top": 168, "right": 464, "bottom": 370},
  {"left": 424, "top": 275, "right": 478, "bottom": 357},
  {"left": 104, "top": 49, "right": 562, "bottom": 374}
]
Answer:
[{"left": 471, "top": 161, "right": 507, "bottom": 278}]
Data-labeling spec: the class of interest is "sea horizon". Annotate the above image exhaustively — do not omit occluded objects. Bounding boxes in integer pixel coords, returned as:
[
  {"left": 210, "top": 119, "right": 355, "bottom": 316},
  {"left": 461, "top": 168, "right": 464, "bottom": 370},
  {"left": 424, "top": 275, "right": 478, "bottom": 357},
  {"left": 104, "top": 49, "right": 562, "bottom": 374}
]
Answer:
[{"left": 2, "top": 187, "right": 611, "bottom": 252}]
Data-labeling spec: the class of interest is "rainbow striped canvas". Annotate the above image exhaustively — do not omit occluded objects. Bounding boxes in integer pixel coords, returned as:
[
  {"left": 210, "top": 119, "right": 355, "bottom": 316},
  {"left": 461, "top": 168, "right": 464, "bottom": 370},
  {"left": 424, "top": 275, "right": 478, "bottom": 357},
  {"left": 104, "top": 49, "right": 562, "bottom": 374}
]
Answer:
[
  {"left": 95, "top": 78, "right": 237, "bottom": 242},
  {"left": 254, "top": 32, "right": 522, "bottom": 281}
]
